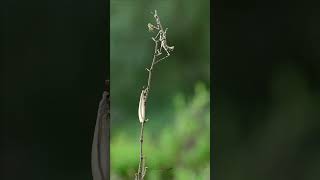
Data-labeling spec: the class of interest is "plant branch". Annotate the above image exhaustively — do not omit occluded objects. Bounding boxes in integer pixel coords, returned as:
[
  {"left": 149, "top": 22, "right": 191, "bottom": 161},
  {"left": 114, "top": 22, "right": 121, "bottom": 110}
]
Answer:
[
  {"left": 135, "top": 9, "right": 174, "bottom": 180},
  {"left": 136, "top": 35, "right": 159, "bottom": 180}
]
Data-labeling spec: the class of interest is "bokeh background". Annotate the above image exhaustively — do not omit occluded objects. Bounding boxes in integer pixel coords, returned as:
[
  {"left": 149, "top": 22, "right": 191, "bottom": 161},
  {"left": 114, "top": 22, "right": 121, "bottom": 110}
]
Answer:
[
  {"left": 214, "top": 3, "right": 320, "bottom": 180},
  {"left": 110, "top": 0, "right": 210, "bottom": 179}
]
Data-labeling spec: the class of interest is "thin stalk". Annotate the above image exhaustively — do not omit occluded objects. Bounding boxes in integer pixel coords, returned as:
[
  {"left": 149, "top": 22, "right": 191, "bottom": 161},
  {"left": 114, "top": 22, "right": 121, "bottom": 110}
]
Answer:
[
  {"left": 137, "top": 39, "right": 159, "bottom": 180},
  {"left": 135, "top": 9, "right": 173, "bottom": 180}
]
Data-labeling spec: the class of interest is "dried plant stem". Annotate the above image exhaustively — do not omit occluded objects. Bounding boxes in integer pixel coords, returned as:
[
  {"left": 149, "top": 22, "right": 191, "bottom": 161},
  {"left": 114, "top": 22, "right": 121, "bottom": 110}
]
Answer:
[
  {"left": 135, "top": 10, "right": 174, "bottom": 180},
  {"left": 147, "top": 39, "right": 158, "bottom": 89},
  {"left": 137, "top": 121, "right": 145, "bottom": 179},
  {"left": 136, "top": 39, "right": 159, "bottom": 180}
]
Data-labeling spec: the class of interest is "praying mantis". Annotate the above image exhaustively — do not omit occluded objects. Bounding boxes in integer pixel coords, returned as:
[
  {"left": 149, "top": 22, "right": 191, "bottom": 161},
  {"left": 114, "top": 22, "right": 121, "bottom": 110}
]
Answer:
[{"left": 148, "top": 10, "right": 174, "bottom": 64}]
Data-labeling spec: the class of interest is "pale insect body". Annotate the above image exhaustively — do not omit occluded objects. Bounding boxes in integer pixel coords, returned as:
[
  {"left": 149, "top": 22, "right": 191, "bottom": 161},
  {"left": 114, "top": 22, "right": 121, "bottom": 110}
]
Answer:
[{"left": 138, "top": 89, "right": 147, "bottom": 123}]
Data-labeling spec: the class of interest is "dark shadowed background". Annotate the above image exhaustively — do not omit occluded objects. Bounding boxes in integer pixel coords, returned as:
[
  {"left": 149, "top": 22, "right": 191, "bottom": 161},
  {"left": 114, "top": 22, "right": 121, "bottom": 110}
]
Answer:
[
  {"left": 214, "top": 2, "right": 320, "bottom": 180},
  {"left": 1, "top": 0, "right": 109, "bottom": 180}
]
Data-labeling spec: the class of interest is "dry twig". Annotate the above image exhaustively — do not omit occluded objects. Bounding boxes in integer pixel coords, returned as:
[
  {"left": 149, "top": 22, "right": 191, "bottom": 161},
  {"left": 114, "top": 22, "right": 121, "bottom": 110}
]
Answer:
[{"left": 135, "top": 10, "right": 174, "bottom": 180}]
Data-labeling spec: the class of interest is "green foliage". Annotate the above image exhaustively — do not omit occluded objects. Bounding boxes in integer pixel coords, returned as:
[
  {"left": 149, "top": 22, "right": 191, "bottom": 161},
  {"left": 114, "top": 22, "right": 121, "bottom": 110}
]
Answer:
[{"left": 111, "top": 82, "right": 210, "bottom": 179}]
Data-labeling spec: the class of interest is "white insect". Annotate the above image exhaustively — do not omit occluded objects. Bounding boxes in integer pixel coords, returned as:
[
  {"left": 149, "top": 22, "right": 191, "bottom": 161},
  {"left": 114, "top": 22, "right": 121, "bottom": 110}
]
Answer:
[
  {"left": 148, "top": 10, "right": 174, "bottom": 64},
  {"left": 138, "top": 88, "right": 148, "bottom": 123}
]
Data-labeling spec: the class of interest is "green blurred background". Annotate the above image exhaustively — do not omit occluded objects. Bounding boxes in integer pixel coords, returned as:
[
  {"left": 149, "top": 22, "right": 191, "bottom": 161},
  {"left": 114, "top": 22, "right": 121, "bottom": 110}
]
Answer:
[{"left": 110, "top": 0, "right": 210, "bottom": 179}]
